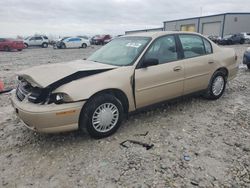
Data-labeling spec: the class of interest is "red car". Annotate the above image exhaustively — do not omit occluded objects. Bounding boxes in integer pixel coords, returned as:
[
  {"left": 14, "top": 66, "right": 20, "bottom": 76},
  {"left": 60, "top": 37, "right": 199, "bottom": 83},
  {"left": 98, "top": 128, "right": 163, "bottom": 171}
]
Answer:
[
  {"left": 0, "top": 38, "right": 25, "bottom": 51},
  {"left": 92, "top": 35, "right": 112, "bottom": 45}
]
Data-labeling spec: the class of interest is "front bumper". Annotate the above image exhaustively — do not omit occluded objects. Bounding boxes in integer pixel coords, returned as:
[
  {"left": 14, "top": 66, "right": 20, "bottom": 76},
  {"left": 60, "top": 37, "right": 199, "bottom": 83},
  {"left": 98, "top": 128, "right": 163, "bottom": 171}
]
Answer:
[{"left": 11, "top": 90, "right": 85, "bottom": 133}]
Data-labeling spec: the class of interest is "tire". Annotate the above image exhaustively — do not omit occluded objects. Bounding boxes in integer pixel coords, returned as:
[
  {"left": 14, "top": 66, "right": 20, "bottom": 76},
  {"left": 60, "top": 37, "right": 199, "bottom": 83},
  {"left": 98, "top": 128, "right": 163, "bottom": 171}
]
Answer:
[
  {"left": 42, "top": 43, "right": 48, "bottom": 48},
  {"left": 61, "top": 43, "right": 66, "bottom": 49},
  {"left": 3, "top": 46, "right": 10, "bottom": 52},
  {"left": 17, "top": 49, "right": 22, "bottom": 51},
  {"left": 240, "top": 39, "right": 245, "bottom": 44},
  {"left": 247, "top": 64, "right": 250, "bottom": 69},
  {"left": 204, "top": 71, "right": 226, "bottom": 100},
  {"left": 79, "top": 94, "right": 124, "bottom": 139},
  {"left": 24, "top": 43, "right": 28, "bottom": 48},
  {"left": 82, "top": 43, "right": 87, "bottom": 48}
]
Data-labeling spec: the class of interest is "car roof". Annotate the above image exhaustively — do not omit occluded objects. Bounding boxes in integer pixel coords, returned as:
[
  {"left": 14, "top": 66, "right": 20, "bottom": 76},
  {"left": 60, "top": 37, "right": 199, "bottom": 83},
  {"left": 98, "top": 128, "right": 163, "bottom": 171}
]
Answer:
[{"left": 124, "top": 31, "right": 203, "bottom": 39}]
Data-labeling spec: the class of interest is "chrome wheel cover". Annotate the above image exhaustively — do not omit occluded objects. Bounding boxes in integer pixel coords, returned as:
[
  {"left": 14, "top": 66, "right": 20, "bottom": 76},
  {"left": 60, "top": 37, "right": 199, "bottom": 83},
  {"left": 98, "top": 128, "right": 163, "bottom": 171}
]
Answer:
[
  {"left": 92, "top": 103, "right": 119, "bottom": 133},
  {"left": 212, "top": 76, "right": 225, "bottom": 96}
]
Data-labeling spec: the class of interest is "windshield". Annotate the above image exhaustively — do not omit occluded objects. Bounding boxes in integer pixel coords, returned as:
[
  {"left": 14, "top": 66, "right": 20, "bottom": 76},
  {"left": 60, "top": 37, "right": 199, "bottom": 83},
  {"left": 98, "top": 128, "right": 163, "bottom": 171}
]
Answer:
[{"left": 88, "top": 36, "right": 151, "bottom": 66}]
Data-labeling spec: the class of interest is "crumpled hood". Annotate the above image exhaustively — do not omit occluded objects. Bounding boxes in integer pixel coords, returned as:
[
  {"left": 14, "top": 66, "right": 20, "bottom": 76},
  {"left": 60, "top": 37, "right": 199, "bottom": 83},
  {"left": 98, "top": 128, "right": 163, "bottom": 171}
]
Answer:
[{"left": 17, "top": 59, "right": 117, "bottom": 88}]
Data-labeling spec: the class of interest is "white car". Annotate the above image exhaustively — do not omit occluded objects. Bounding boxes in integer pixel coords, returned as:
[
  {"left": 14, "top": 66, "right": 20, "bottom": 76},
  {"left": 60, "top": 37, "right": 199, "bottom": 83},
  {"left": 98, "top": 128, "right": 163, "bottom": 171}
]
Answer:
[
  {"left": 24, "top": 36, "right": 49, "bottom": 48},
  {"left": 241, "top": 32, "right": 250, "bottom": 43},
  {"left": 55, "top": 37, "right": 90, "bottom": 49}
]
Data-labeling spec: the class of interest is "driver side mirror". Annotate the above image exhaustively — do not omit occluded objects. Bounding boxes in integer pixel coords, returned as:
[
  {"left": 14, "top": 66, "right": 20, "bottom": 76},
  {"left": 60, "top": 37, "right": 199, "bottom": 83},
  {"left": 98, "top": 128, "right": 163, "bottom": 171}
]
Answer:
[{"left": 141, "top": 58, "right": 159, "bottom": 68}]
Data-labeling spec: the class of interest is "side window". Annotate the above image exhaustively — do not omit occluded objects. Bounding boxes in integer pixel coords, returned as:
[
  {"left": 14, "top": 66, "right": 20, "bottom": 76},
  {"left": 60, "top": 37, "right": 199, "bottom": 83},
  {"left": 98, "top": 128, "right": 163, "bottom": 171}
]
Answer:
[
  {"left": 179, "top": 35, "right": 205, "bottom": 58},
  {"left": 144, "top": 35, "right": 178, "bottom": 64},
  {"left": 30, "top": 37, "right": 35, "bottom": 40},
  {"left": 0, "top": 38, "right": 5, "bottom": 42},
  {"left": 43, "top": 36, "right": 48, "bottom": 39},
  {"left": 203, "top": 39, "right": 212, "bottom": 54},
  {"left": 35, "top": 37, "right": 42, "bottom": 40}
]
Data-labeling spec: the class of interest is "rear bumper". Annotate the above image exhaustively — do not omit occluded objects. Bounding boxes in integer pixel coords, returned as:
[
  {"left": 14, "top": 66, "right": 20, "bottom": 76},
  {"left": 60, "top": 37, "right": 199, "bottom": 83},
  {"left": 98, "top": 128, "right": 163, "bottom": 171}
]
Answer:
[{"left": 11, "top": 90, "right": 85, "bottom": 133}]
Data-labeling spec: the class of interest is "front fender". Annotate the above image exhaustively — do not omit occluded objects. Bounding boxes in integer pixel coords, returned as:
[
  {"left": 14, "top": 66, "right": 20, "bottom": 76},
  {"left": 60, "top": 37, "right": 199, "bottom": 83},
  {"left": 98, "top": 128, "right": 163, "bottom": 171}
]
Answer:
[{"left": 54, "top": 66, "right": 136, "bottom": 112}]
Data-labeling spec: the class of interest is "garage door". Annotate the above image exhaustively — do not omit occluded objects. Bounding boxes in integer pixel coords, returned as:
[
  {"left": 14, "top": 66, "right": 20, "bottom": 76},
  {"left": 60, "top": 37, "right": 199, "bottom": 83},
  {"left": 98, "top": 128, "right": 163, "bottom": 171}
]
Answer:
[
  {"left": 181, "top": 24, "right": 196, "bottom": 32},
  {"left": 202, "top": 22, "right": 221, "bottom": 36}
]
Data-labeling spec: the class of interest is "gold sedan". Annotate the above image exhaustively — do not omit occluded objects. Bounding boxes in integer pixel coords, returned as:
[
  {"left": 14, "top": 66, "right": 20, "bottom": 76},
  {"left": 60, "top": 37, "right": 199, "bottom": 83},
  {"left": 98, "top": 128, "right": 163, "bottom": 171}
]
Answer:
[{"left": 11, "top": 31, "right": 238, "bottom": 138}]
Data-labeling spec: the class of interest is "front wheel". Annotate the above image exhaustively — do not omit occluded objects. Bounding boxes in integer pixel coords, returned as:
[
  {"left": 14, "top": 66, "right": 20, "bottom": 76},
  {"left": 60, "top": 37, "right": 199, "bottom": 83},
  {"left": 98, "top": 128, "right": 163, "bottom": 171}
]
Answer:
[
  {"left": 79, "top": 94, "right": 124, "bottom": 138},
  {"left": 3, "top": 46, "right": 10, "bottom": 52},
  {"left": 61, "top": 43, "right": 66, "bottom": 49},
  {"left": 204, "top": 71, "right": 226, "bottom": 100}
]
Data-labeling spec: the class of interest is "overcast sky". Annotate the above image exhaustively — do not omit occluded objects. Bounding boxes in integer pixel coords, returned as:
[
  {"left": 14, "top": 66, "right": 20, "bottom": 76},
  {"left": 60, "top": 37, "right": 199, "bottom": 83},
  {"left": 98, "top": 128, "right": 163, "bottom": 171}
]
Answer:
[{"left": 0, "top": 0, "right": 249, "bottom": 38}]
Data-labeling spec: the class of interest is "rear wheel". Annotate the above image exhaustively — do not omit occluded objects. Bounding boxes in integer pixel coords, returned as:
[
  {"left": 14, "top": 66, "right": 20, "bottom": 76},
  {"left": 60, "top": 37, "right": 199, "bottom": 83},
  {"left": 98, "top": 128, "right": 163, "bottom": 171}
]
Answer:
[
  {"left": 247, "top": 64, "right": 250, "bottom": 69},
  {"left": 204, "top": 71, "right": 226, "bottom": 100},
  {"left": 42, "top": 43, "right": 48, "bottom": 48},
  {"left": 79, "top": 94, "right": 124, "bottom": 138},
  {"left": 240, "top": 39, "right": 245, "bottom": 44}
]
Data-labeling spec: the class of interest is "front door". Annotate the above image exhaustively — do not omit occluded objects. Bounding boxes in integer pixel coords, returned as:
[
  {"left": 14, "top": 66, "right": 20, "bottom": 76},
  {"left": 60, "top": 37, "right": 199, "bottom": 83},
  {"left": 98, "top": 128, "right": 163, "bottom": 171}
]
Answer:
[
  {"left": 135, "top": 35, "right": 184, "bottom": 108},
  {"left": 29, "top": 37, "right": 36, "bottom": 46}
]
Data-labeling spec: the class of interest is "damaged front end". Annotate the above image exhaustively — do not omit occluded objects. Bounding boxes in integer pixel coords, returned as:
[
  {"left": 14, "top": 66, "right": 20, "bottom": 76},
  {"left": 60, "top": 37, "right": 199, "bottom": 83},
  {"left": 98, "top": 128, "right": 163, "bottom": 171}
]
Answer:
[{"left": 16, "top": 76, "right": 69, "bottom": 105}]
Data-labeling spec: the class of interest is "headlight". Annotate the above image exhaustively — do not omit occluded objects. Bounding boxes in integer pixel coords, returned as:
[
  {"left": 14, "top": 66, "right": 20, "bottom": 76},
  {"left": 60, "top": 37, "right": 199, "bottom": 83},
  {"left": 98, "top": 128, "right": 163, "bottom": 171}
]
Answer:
[{"left": 47, "top": 93, "right": 71, "bottom": 104}]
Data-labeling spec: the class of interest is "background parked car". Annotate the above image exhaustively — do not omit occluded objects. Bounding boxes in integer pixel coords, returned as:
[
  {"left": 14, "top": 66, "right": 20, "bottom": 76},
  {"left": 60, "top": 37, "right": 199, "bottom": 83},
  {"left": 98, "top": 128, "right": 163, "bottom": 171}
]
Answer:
[
  {"left": 241, "top": 32, "right": 250, "bottom": 44},
  {"left": 0, "top": 38, "right": 25, "bottom": 51},
  {"left": 24, "top": 36, "right": 49, "bottom": 48},
  {"left": 54, "top": 37, "right": 90, "bottom": 49},
  {"left": 208, "top": 35, "right": 221, "bottom": 43},
  {"left": 243, "top": 47, "right": 250, "bottom": 69},
  {"left": 92, "top": 35, "right": 112, "bottom": 45},
  {"left": 218, "top": 33, "right": 245, "bottom": 45}
]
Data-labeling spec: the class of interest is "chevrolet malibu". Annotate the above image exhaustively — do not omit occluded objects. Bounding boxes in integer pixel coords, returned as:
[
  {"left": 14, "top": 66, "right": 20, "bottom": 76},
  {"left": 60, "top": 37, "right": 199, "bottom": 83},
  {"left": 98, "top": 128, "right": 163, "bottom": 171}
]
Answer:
[{"left": 11, "top": 32, "right": 238, "bottom": 138}]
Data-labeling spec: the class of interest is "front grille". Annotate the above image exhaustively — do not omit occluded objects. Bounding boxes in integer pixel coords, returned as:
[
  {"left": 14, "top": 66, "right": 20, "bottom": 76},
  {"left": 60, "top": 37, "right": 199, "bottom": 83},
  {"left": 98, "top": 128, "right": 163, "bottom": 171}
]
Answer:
[
  {"left": 15, "top": 80, "right": 47, "bottom": 103},
  {"left": 16, "top": 82, "right": 30, "bottom": 101},
  {"left": 16, "top": 86, "right": 25, "bottom": 101}
]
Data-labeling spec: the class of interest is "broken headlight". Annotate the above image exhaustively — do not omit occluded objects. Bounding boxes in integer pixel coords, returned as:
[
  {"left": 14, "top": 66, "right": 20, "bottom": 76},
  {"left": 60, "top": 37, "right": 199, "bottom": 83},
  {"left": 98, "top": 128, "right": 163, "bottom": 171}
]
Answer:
[{"left": 47, "top": 93, "right": 71, "bottom": 104}]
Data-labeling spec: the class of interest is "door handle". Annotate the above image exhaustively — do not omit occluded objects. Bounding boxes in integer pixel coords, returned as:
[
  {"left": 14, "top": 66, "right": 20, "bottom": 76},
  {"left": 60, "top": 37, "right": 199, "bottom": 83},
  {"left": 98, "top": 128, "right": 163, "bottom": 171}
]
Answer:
[
  {"left": 173, "top": 66, "right": 182, "bottom": 71},
  {"left": 208, "top": 61, "right": 214, "bottom": 64}
]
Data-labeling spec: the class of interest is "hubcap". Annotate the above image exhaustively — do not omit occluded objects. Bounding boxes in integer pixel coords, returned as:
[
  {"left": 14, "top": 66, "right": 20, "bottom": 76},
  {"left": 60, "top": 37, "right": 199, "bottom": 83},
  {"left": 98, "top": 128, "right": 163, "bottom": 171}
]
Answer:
[
  {"left": 212, "top": 76, "right": 225, "bottom": 96},
  {"left": 92, "top": 103, "right": 119, "bottom": 133}
]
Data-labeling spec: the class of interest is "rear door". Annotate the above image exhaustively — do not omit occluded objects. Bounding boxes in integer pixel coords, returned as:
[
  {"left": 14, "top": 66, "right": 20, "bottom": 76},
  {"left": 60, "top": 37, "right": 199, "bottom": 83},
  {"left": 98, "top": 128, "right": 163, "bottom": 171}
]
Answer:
[
  {"left": 135, "top": 35, "right": 184, "bottom": 108},
  {"left": 178, "top": 34, "right": 216, "bottom": 95}
]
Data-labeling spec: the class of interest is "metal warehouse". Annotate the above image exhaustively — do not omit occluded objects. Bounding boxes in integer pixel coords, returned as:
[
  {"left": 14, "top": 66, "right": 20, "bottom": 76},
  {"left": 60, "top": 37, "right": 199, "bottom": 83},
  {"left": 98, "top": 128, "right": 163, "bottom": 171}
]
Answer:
[
  {"left": 164, "top": 12, "right": 250, "bottom": 37},
  {"left": 125, "top": 27, "right": 163, "bottom": 35}
]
